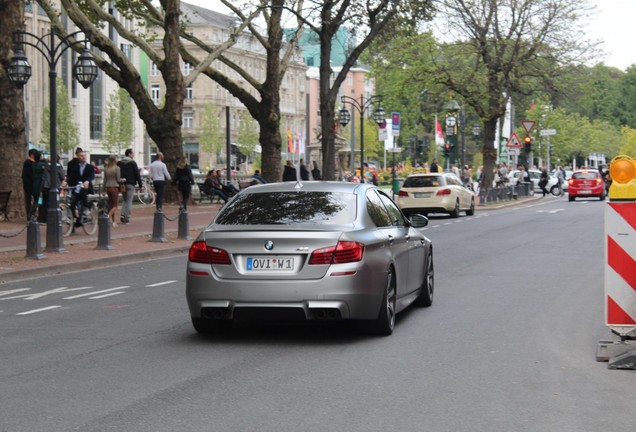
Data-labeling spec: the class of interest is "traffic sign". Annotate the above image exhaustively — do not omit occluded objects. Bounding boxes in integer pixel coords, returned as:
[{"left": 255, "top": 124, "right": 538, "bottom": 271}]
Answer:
[
  {"left": 505, "top": 132, "right": 522, "bottom": 148},
  {"left": 540, "top": 129, "right": 557, "bottom": 136},
  {"left": 521, "top": 120, "right": 535, "bottom": 133}
]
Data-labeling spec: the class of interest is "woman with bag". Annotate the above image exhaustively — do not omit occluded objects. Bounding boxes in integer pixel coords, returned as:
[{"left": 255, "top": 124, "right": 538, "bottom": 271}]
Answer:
[
  {"left": 103, "top": 155, "right": 125, "bottom": 227},
  {"left": 174, "top": 156, "right": 195, "bottom": 210}
]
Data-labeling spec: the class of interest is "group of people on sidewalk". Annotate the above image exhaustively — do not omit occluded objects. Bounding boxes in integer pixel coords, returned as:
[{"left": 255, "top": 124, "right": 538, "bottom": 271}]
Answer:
[{"left": 20, "top": 146, "right": 146, "bottom": 230}]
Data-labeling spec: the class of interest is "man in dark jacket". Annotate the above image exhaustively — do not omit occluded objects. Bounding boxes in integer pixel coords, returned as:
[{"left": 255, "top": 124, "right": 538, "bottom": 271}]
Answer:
[
  {"left": 67, "top": 149, "right": 95, "bottom": 226},
  {"left": 21, "top": 148, "right": 36, "bottom": 220},
  {"left": 117, "top": 148, "right": 143, "bottom": 224}
]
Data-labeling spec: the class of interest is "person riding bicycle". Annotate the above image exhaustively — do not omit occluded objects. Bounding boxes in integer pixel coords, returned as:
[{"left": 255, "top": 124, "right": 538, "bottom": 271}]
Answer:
[{"left": 66, "top": 149, "right": 95, "bottom": 226}]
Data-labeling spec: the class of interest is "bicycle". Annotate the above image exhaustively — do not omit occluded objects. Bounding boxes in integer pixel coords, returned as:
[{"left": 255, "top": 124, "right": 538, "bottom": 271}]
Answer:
[
  {"left": 59, "top": 187, "right": 100, "bottom": 236},
  {"left": 136, "top": 176, "right": 156, "bottom": 206}
]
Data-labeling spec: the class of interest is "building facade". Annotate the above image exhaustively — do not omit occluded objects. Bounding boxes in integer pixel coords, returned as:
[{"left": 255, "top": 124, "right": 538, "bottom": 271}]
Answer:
[{"left": 21, "top": 1, "right": 146, "bottom": 168}]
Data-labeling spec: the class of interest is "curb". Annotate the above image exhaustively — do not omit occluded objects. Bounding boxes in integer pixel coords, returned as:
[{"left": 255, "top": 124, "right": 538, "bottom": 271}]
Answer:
[{"left": 0, "top": 243, "right": 190, "bottom": 284}]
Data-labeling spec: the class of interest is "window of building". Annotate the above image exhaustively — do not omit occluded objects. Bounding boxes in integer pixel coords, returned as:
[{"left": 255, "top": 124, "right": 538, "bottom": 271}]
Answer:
[
  {"left": 90, "top": 72, "right": 103, "bottom": 139},
  {"left": 183, "top": 112, "right": 193, "bottom": 129},
  {"left": 184, "top": 62, "right": 192, "bottom": 76},
  {"left": 120, "top": 43, "right": 132, "bottom": 60},
  {"left": 151, "top": 84, "right": 161, "bottom": 105},
  {"left": 185, "top": 85, "right": 193, "bottom": 100},
  {"left": 183, "top": 142, "right": 199, "bottom": 168},
  {"left": 151, "top": 63, "right": 159, "bottom": 76}
]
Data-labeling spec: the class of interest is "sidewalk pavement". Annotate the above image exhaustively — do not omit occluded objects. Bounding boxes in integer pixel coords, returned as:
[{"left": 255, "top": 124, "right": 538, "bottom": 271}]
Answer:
[{"left": 0, "top": 202, "right": 223, "bottom": 284}]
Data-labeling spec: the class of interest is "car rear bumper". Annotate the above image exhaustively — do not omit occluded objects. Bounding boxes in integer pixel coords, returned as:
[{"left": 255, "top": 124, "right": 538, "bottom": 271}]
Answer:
[
  {"left": 185, "top": 264, "right": 386, "bottom": 320},
  {"left": 569, "top": 185, "right": 604, "bottom": 197}
]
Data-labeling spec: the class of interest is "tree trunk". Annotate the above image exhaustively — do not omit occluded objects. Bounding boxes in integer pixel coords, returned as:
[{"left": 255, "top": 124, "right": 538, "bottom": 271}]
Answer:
[
  {"left": 0, "top": 0, "right": 27, "bottom": 220},
  {"left": 480, "top": 117, "right": 498, "bottom": 192}
]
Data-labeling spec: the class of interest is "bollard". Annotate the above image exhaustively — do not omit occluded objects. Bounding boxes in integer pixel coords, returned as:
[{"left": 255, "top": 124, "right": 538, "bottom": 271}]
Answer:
[
  {"left": 26, "top": 219, "right": 47, "bottom": 260},
  {"left": 96, "top": 211, "right": 112, "bottom": 250},
  {"left": 150, "top": 209, "right": 167, "bottom": 242},
  {"left": 178, "top": 207, "right": 191, "bottom": 240}
]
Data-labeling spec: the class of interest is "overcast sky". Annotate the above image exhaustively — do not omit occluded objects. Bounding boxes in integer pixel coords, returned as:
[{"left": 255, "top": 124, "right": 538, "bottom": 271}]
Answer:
[{"left": 183, "top": 0, "right": 635, "bottom": 71}]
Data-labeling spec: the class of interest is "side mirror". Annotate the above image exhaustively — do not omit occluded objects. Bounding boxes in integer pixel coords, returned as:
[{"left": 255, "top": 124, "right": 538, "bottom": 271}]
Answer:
[{"left": 409, "top": 213, "right": 429, "bottom": 228}]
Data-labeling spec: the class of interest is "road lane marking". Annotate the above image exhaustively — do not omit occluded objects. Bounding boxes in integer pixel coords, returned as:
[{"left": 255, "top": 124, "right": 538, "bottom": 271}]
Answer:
[
  {"left": 0, "top": 286, "right": 94, "bottom": 301},
  {"left": 90, "top": 292, "right": 125, "bottom": 299},
  {"left": 0, "top": 288, "right": 31, "bottom": 298},
  {"left": 63, "top": 286, "right": 130, "bottom": 300},
  {"left": 17, "top": 306, "right": 61, "bottom": 315},
  {"left": 146, "top": 280, "right": 177, "bottom": 287}
]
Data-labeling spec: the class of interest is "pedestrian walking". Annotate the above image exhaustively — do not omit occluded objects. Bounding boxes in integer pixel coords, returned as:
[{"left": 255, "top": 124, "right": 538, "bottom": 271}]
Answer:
[
  {"left": 117, "top": 148, "right": 142, "bottom": 224},
  {"left": 282, "top": 160, "right": 296, "bottom": 181},
  {"left": 311, "top": 161, "right": 321, "bottom": 180},
  {"left": 103, "top": 155, "right": 124, "bottom": 227},
  {"left": 299, "top": 158, "right": 310, "bottom": 181},
  {"left": 149, "top": 152, "right": 171, "bottom": 211},
  {"left": 38, "top": 155, "right": 65, "bottom": 223},
  {"left": 539, "top": 167, "right": 549, "bottom": 197},
  {"left": 430, "top": 159, "right": 440, "bottom": 173},
  {"left": 174, "top": 156, "right": 195, "bottom": 210},
  {"left": 21, "top": 148, "right": 36, "bottom": 220}
]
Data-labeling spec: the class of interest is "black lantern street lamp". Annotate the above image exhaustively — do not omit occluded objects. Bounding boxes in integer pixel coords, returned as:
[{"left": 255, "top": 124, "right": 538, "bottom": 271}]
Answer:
[
  {"left": 8, "top": 30, "right": 97, "bottom": 252},
  {"left": 338, "top": 95, "right": 385, "bottom": 181}
]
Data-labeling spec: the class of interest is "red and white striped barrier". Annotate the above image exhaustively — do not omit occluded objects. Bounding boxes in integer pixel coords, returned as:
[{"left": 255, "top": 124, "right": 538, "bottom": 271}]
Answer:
[{"left": 605, "top": 202, "right": 636, "bottom": 336}]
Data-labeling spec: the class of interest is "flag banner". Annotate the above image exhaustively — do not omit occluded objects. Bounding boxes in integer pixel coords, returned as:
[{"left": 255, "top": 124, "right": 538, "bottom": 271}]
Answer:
[
  {"left": 435, "top": 115, "right": 445, "bottom": 146},
  {"left": 287, "top": 128, "right": 293, "bottom": 153}
]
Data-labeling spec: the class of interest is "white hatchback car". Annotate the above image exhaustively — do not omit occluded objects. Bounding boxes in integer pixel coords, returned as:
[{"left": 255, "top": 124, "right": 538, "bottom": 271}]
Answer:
[{"left": 396, "top": 172, "right": 475, "bottom": 218}]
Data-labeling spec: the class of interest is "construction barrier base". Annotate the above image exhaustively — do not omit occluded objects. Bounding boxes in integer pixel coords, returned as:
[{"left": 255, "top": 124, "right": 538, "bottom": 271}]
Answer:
[{"left": 596, "top": 339, "right": 636, "bottom": 369}]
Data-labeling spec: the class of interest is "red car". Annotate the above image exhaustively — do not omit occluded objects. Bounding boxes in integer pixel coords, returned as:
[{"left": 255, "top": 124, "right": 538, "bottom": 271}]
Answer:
[{"left": 567, "top": 169, "right": 606, "bottom": 201}]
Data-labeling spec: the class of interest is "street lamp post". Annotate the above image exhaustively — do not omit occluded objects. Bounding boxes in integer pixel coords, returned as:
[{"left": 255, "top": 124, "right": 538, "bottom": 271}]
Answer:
[
  {"left": 8, "top": 30, "right": 98, "bottom": 252},
  {"left": 338, "top": 95, "right": 385, "bottom": 181}
]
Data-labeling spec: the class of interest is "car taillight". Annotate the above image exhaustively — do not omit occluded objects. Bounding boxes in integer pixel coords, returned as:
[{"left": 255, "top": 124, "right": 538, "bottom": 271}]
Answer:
[
  {"left": 188, "top": 241, "right": 231, "bottom": 265},
  {"left": 436, "top": 188, "right": 451, "bottom": 196},
  {"left": 308, "top": 241, "right": 364, "bottom": 265},
  {"left": 398, "top": 190, "right": 409, "bottom": 197}
]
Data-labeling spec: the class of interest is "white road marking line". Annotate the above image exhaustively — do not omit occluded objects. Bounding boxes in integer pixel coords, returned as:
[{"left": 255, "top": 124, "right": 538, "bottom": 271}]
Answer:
[
  {"left": 17, "top": 306, "right": 61, "bottom": 315},
  {"left": 0, "top": 288, "right": 31, "bottom": 298},
  {"left": 0, "top": 286, "right": 94, "bottom": 301},
  {"left": 63, "top": 286, "right": 130, "bottom": 300},
  {"left": 89, "top": 292, "right": 125, "bottom": 300},
  {"left": 146, "top": 280, "right": 177, "bottom": 287}
]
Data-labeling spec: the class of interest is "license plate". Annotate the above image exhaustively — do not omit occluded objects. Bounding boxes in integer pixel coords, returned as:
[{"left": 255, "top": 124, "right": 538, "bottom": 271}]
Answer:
[
  {"left": 247, "top": 256, "right": 294, "bottom": 271},
  {"left": 579, "top": 190, "right": 591, "bottom": 194},
  {"left": 414, "top": 192, "right": 432, "bottom": 198}
]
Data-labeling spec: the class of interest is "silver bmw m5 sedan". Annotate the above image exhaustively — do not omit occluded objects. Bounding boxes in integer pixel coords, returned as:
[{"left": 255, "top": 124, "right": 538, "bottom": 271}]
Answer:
[{"left": 185, "top": 181, "right": 434, "bottom": 336}]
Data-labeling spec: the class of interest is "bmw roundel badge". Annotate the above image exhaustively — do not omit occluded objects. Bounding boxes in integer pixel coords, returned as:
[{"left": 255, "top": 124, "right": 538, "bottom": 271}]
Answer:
[{"left": 264, "top": 241, "right": 274, "bottom": 251}]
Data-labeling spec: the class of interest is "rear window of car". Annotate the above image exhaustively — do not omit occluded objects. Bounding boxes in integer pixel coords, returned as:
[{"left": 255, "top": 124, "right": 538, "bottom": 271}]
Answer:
[
  {"left": 403, "top": 176, "right": 443, "bottom": 187},
  {"left": 572, "top": 171, "right": 599, "bottom": 180},
  {"left": 215, "top": 191, "right": 357, "bottom": 225}
]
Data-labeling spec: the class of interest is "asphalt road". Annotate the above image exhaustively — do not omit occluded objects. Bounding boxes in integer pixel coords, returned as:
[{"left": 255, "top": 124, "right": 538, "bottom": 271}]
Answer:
[{"left": 1, "top": 196, "right": 633, "bottom": 432}]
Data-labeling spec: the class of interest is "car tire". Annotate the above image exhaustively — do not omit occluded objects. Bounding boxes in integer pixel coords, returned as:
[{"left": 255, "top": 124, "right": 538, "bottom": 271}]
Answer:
[
  {"left": 371, "top": 267, "right": 396, "bottom": 336},
  {"left": 191, "top": 317, "right": 232, "bottom": 334},
  {"left": 450, "top": 200, "right": 460, "bottom": 218},
  {"left": 414, "top": 249, "right": 434, "bottom": 308},
  {"left": 600, "top": 193, "right": 605, "bottom": 201},
  {"left": 550, "top": 185, "right": 560, "bottom": 197},
  {"left": 568, "top": 195, "right": 574, "bottom": 202},
  {"left": 466, "top": 198, "right": 475, "bottom": 216}
]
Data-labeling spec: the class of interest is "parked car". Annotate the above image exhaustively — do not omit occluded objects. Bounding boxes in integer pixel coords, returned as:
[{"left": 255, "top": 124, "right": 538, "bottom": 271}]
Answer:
[
  {"left": 185, "top": 181, "right": 434, "bottom": 336},
  {"left": 567, "top": 169, "right": 606, "bottom": 201},
  {"left": 396, "top": 172, "right": 475, "bottom": 218},
  {"left": 509, "top": 169, "right": 559, "bottom": 195}
]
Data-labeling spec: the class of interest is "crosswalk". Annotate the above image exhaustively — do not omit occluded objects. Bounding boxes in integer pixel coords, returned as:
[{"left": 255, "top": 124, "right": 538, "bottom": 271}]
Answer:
[{"left": 0, "top": 280, "right": 178, "bottom": 316}]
